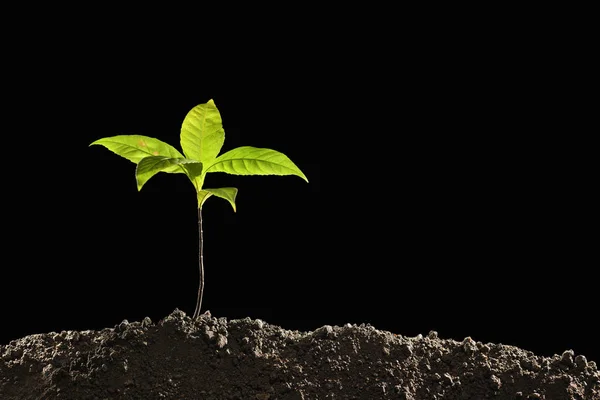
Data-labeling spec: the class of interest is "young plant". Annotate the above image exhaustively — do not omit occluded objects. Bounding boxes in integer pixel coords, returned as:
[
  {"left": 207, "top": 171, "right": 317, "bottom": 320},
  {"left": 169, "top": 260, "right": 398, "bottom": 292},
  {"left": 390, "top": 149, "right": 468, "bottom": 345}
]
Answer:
[{"left": 90, "top": 99, "right": 308, "bottom": 318}]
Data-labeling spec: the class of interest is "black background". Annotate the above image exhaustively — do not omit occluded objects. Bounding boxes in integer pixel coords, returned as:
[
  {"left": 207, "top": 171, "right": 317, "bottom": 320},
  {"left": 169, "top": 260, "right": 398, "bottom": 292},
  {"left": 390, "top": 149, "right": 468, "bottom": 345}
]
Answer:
[{"left": 1, "top": 14, "right": 596, "bottom": 364}]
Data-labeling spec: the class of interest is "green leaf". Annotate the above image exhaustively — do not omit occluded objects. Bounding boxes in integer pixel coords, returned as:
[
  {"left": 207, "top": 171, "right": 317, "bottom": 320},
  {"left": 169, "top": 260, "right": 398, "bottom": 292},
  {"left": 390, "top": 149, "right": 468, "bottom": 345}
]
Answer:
[
  {"left": 182, "top": 163, "right": 206, "bottom": 191},
  {"left": 180, "top": 99, "right": 225, "bottom": 164},
  {"left": 90, "top": 135, "right": 185, "bottom": 167},
  {"left": 197, "top": 187, "right": 238, "bottom": 211},
  {"left": 196, "top": 190, "right": 212, "bottom": 209},
  {"left": 205, "top": 146, "right": 308, "bottom": 182},
  {"left": 136, "top": 156, "right": 202, "bottom": 191}
]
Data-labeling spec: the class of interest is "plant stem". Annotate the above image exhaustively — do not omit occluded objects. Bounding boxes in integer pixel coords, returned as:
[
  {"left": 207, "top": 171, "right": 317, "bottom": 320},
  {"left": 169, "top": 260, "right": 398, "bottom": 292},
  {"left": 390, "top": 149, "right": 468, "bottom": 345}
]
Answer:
[{"left": 192, "top": 207, "right": 205, "bottom": 319}]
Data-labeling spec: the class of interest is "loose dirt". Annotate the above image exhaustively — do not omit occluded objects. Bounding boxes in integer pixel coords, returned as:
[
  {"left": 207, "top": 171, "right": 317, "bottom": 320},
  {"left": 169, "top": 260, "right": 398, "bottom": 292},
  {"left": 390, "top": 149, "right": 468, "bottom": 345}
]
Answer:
[{"left": 1, "top": 309, "right": 598, "bottom": 399}]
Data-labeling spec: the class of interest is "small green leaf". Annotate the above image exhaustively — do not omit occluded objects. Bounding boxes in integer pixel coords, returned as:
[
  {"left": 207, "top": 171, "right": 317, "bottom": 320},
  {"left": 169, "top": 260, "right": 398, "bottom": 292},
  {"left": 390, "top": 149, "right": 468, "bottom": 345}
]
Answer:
[
  {"left": 182, "top": 163, "right": 206, "bottom": 191},
  {"left": 180, "top": 99, "right": 225, "bottom": 164},
  {"left": 182, "top": 162, "right": 204, "bottom": 180},
  {"left": 196, "top": 190, "right": 212, "bottom": 209},
  {"left": 136, "top": 156, "right": 202, "bottom": 191},
  {"left": 198, "top": 187, "right": 238, "bottom": 211},
  {"left": 90, "top": 135, "right": 185, "bottom": 169},
  {"left": 206, "top": 146, "right": 308, "bottom": 182}
]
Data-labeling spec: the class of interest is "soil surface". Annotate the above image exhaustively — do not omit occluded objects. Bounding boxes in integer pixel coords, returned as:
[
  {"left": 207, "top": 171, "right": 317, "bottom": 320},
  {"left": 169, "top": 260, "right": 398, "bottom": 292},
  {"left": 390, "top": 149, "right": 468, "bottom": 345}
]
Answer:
[{"left": 1, "top": 309, "right": 598, "bottom": 399}]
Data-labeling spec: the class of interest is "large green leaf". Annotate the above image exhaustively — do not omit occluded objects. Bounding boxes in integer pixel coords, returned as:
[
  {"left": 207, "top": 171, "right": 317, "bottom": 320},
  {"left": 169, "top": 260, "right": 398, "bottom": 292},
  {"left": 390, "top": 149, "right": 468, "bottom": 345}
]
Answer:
[
  {"left": 205, "top": 146, "right": 308, "bottom": 182},
  {"left": 136, "top": 156, "right": 202, "bottom": 191},
  {"left": 90, "top": 135, "right": 185, "bottom": 166},
  {"left": 197, "top": 187, "right": 238, "bottom": 211},
  {"left": 180, "top": 99, "right": 225, "bottom": 164}
]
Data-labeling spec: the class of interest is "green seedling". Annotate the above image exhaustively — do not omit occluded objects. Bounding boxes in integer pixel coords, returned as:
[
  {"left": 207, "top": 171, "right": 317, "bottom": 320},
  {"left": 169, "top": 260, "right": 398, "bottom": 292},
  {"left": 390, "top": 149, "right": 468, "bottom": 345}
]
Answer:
[{"left": 91, "top": 99, "right": 308, "bottom": 318}]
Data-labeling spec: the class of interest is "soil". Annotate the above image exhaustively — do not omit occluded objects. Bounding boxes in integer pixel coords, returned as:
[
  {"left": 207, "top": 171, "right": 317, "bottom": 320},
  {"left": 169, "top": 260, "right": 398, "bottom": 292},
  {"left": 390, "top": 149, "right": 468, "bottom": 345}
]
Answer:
[{"left": 1, "top": 310, "right": 598, "bottom": 399}]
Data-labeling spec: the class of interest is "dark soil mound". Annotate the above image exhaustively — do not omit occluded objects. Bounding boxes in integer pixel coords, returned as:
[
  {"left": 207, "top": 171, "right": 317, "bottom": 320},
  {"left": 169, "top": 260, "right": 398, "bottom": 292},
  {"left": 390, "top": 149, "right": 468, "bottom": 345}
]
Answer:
[{"left": 1, "top": 310, "right": 598, "bottom": 399}]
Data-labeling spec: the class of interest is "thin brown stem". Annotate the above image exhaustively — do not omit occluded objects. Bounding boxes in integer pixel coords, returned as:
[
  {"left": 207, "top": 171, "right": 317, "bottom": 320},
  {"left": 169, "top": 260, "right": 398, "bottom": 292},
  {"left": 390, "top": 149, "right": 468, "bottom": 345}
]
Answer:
[{"left": 192, "top": 207, "right": 205, "bottom": 319}]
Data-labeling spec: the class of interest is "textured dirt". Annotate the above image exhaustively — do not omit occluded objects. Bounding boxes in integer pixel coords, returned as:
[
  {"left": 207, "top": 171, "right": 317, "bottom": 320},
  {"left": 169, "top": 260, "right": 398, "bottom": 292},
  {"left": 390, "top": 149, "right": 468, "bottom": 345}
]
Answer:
[{"left": 1, "top": 309, "right": 598, "bottom": 399}]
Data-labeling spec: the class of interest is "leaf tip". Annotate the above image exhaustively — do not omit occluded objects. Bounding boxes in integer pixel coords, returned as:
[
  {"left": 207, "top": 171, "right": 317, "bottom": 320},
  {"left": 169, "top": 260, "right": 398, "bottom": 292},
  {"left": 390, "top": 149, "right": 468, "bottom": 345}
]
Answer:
[
  {"left": 135, "top": 178, "right": 144, "bottom": 192},
  {"left": 297, "top": 171, "right": 309, "bottom": 183},
  {"left": 134, "top": 164, "right": 145, "bottom": 192}
]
